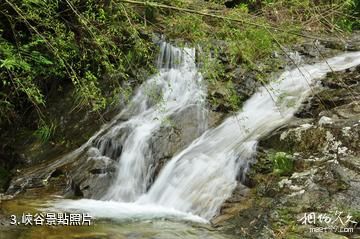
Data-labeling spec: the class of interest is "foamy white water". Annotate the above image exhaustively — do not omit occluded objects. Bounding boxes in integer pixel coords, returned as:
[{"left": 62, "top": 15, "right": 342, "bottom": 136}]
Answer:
[
  {"left": 53, "top": 48, "right": 360, "bottom": 222},
  {"left": 53, "top": 199, "right": 207, "bottom": 223},
  {"left": 138, "top": 51, "right": 360, "bottom": 220},
  {"left": 97, "top": 42, "right": 207, "bottom": 201}
]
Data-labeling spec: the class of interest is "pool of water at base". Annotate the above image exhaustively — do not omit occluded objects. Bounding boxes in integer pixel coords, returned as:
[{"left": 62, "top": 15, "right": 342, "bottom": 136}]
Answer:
[{"left": 0, "top": 196, "right": 235, "bottom": 239}]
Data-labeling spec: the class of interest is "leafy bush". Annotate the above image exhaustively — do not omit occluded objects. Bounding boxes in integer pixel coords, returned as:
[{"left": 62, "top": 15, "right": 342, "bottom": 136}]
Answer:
[{"left": 335, "top": 0, "right": 360, "bottom": 31}]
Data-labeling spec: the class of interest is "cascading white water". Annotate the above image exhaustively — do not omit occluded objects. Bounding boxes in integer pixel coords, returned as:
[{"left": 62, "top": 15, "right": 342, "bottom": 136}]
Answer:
[
  {"left": 95, "top": 42, "right": 207, "bottom": 201},
  {"left": 138, "top": 51, "right": 360, "bottom": 220},
  {"left": 54, "top": 49, "right": 360, "bottom": 222}
]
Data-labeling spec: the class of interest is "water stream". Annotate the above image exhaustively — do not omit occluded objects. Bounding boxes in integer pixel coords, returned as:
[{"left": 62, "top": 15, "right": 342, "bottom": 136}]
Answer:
[
  {"left": 99, "top": 42, "right": 207, "bottom": 202},
  {"left": 52, "top": 46, "right": 360, "bottom": 223}
]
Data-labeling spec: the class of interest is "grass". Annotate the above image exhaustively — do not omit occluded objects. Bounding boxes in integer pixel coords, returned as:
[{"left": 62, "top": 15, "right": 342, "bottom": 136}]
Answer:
[
  {"left": 33, "top": 120, "right": 57, "bottom": 143},
  {"left": 269, "top": 151, "right": 294, "bottom": 176}
]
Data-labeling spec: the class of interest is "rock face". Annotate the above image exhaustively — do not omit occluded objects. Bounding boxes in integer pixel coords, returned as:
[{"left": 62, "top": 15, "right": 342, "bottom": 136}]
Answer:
[
  {"left": 148, "top": 105, "right": 212, "bottom": 182},
  {"left": 216, "top": 65, "right": 360, "bottom": 238}
]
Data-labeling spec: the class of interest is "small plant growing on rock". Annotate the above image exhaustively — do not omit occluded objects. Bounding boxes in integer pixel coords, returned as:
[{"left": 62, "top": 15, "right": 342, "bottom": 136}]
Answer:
[
  {"left": 34, "top": 120, "right": 57, "bottom": 143},
  {"left": 269, "top": 151, "right": 294, "bottom": 176}
]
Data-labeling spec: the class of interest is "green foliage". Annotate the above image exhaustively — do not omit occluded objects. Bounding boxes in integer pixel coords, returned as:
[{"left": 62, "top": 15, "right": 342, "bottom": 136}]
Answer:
[
  {"left": 34, "top": 119, "right": 56, "bottom": 143},
  {"left": 1, "top": 0, "right": 358, "bottom": 128},
  {"left": 225, "top": 81, "right": 241, "bottom": 109},
  {"left": 334, "top": 0, "right": 360, "bottom": 31},
  {"left": 164, "top": 14, "right": 209, "bottom": 42},
  {"left": 159, "top": 3, "right": 279, "bottom": 110},
  {"left": 0, "top": 0, "right": 156, "bottom": 126},
  {"left": 269, "top": 152, "right": 294, "bottom": 176},
  {"left": 73, "top": 71, "right": 106, "bottom": 111},
  {"left": 208, "top": 79, "right": 242, "bottom": 112},
  {"left": 349, "top": 210, "right": 360, "bottom": 225},
  {"left": 221, "top": 26, "right": 274, "bottom": 65},
  {"left": 199, "top": 49, "right": 226, "bottom": 83}
]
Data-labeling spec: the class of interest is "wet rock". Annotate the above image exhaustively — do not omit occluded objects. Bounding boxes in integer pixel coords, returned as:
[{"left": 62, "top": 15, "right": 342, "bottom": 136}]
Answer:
[
  {"left": 63, "top": 152, "right": 117, "bottom": 198},
  {"left": 234, "top": 70, "right": 262, "bottom": 99},
  {"left": 318, "top": 116, "right": 333, "bottom": 126},
  {"left": 211, "top": 183, "right": 250, "bottom": 225},
  {"left": 345, "top": 31, "right": 360, "bottom": 51},
  {"left": 148, "top": 105, "right": 210, "bottom": 181}
]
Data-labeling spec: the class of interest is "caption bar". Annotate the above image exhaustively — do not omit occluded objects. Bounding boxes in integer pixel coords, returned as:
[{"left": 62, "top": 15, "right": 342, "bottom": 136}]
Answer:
[{"left": 10, "top": 213, "right": 92, "bottom": 226}]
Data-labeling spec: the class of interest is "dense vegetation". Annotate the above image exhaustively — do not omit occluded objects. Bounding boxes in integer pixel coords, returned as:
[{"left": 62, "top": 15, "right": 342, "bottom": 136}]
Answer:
[
  {"left": 1, "top": 0, "right": 359, "bottom": 127},
  {"left": 0, "top": 0, "right": 359, "bottom": 190},
  {"left": 0, "top": 0, "right": 157, "bottom": 126}
]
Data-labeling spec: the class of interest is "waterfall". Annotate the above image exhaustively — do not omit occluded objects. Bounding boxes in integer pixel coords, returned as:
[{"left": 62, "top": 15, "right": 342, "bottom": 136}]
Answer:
[
  {"left": 138, "top": 51, "right": 360, "bottom": 220},
  {"left": 91, "top": 42, "right": 207, "bottom": 202},
  {"left": 54, "top": 48, "right": 360, "bottom": 222}
]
